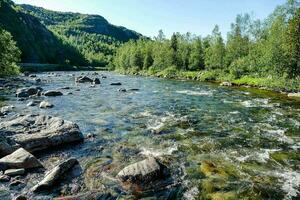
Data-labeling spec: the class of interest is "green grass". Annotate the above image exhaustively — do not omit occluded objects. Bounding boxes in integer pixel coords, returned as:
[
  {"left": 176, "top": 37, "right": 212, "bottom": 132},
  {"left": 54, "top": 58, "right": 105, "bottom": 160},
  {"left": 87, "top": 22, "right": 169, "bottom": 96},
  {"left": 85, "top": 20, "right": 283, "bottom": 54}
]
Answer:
[{"left": 116, "top": 68, "right": 300, "bottom": 92}]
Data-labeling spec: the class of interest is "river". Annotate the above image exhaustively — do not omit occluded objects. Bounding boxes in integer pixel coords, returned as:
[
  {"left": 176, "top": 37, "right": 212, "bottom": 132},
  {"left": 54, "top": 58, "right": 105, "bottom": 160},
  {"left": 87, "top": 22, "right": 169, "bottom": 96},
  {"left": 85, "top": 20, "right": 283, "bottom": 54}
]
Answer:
[{"left": 1, "top": 71, "right": 299, "bottom": 199}]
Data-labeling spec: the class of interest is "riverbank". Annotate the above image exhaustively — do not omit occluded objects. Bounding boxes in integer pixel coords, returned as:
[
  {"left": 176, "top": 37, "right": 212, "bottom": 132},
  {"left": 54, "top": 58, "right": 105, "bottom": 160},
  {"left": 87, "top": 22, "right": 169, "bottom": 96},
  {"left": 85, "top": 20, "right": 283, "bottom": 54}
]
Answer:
[
  {"left": 19, "top": 63, "right": 108, "bottom": 73},
  {"left": 115, "top": 68, "right": 300, "bottom": 96}
]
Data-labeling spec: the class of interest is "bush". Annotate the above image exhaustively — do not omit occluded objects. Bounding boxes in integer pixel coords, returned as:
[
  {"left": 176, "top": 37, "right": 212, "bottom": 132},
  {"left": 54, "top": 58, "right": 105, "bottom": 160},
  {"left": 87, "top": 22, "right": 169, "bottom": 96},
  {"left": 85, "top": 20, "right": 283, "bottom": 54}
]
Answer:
[{"left": 0, "top": 28, "right": 20, "bottom": 77}]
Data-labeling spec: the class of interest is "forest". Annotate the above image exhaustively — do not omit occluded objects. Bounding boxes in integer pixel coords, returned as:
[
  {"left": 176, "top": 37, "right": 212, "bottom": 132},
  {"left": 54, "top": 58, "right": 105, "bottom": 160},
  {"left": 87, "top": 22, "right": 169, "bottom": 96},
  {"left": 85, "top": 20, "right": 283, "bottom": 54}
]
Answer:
[{"left": 113, "top": 0, "right": 300, "bottom": 91}]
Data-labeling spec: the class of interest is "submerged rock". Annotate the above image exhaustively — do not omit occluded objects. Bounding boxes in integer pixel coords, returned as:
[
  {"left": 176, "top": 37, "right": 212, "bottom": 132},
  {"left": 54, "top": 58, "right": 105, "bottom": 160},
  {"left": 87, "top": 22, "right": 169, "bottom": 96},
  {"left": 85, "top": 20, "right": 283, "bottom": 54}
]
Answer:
[
  {"left": 43, "top": 90, "right": 63, "bottom": 97},
  {"left": 54, "top": 191, "right": 116, "bottom": 200},
  {"left": 0, "top": 115, "right": 84, "bottom": 153},
  {"left": 39, "top": 101, "right": 54, "bottom": 109},
  {"left": 32, "top": 158, "right": 78, "bottom": 192},
  {"left": 0, "top": 148, "right": 42, "bottom": 170}
]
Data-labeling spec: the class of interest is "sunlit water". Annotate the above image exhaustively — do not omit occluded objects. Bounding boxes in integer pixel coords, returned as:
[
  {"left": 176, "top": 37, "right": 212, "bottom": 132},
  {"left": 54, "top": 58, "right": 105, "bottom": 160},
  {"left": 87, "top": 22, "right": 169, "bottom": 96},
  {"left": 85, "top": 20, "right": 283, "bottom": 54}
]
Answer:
[{"left": 1, "top": 72, "right": 299, "bottom": 199}]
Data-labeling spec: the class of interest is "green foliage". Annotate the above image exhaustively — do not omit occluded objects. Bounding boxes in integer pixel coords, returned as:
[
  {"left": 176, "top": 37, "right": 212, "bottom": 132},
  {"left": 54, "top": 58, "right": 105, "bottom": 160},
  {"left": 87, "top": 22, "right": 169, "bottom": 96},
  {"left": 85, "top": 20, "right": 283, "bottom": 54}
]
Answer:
[
  {"left": 113, "top": 1, "right": 300, "bottom": 91},
  {"left": 0, "top": 28, "right": 20, "bottom": 77},
  {"left": 204, "top": 25, "right": 226, "bottom": 70}
]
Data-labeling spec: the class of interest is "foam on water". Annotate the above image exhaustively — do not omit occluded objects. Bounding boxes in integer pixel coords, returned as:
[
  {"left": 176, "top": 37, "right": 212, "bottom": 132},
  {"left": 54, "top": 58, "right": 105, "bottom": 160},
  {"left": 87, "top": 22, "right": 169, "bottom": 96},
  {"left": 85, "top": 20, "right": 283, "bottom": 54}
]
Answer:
[
  {"left": 265, "top": 129, "right": 294, "bottom": 144},
  {"left": 176, "top": 90, "right": 213, "bottom": 96},
  {"left": 139, "top": 144, "right": 178, "bottom": 157},
  {"left": 235, "top": 149, "right": 280, "bottom": 163},
  {"left": 272, "top": 171, "right": 300, "bottom": 200},
  {"left": 241, "top": 98, "right": 279, "bottom": 108}
]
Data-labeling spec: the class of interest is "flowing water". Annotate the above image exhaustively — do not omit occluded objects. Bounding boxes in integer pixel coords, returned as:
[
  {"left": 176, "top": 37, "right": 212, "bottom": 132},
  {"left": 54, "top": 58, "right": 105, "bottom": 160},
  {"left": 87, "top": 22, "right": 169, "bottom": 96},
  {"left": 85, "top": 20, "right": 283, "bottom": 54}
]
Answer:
[{"left": 1, "top": 71, "right": 300, "bottom": 199}]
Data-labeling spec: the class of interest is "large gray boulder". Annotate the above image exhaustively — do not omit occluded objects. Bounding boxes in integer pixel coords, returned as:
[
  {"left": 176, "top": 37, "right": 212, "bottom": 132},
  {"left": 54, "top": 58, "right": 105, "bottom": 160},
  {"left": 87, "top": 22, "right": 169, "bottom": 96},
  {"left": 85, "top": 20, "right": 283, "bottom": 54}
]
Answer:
[
  {"left": 43, "top": 90, "right": 63, "bottom": 97},
  {"left": 117, "top": 157, "right": 167, "bottom": 187},
  {"left": 32, "top": 158, "right": 78, "bottom": 192},
  {"left": 0, "top": 148, "right": 43, "bottom": 171},
  {"left": 0, "top": 115, "right": 84, "bottom": 153}
]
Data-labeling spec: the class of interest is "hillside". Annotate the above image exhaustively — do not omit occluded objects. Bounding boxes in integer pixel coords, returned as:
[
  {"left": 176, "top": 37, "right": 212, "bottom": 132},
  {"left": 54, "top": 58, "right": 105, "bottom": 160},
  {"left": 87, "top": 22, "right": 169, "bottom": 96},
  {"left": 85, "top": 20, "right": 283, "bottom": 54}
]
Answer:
[
  {"left": 0, "top": 0, "right": 86, "bottom": 65},
  {"left": 19, "top": 4, "right": 142, "bottom": 66}
]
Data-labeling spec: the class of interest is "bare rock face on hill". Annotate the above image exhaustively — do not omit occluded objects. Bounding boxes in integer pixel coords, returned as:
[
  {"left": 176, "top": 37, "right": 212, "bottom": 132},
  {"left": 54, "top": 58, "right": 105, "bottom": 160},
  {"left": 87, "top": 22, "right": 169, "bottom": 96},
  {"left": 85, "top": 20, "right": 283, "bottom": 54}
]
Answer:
[{"left": 0, "top": 115, "right": 84, "bottom": 153}]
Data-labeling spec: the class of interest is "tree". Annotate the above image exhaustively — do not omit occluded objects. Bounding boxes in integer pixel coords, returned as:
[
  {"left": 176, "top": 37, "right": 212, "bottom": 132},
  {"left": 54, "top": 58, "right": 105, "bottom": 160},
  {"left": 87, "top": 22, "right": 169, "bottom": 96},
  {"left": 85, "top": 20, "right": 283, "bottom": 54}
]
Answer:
[
  {"left": 205, "top": 25, "right": 226, "bottom": 70},
  {"left": 0, "top": 28, "right": 20, "bottom": 77},
  {"left": 170, "top": 33, "right": 180, "bottom": 68},
  {"left": 189, "top": 37, "right": 205, "bottom": 70},
  {"left": 225, "top": 16, "right": 250, "bottom": 67},
  {"left": 283, "top": 7, "right": 300, "bottom": 77}
]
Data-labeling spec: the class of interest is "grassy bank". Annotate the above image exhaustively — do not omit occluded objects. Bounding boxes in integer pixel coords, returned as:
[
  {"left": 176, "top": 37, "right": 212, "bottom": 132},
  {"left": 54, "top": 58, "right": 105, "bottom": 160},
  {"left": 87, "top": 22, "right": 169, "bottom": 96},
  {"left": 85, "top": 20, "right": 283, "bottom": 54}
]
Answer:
[{"left": 116, "top": 67, "right": 300, "bottom": 92}]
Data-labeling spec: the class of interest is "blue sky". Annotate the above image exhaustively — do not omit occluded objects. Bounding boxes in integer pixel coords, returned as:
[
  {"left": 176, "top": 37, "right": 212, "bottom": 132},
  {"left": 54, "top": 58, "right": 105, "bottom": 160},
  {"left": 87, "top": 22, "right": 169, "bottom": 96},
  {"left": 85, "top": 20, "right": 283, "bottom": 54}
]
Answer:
[{"left": 13, "top": 0, "right": 286, "bottom": 38}]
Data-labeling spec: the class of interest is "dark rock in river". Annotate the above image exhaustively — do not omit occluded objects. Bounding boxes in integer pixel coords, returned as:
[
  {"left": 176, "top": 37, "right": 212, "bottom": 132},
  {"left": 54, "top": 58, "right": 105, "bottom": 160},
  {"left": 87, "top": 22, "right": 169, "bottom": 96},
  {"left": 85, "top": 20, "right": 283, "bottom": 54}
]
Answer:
[
  {"left": 28, "top": 74, "right": 37, "bottom": 78},
  {"left": 16, "top": 87, "right": 43, "bottom": 98},
  {"left": 110, "top": 82, "right": 122, "bottom": 86},
  {"left": 0, "top": 148, "right": 43, "bottom": 171},
  {"left": 43, "top": 90, "right": 63, "bottom": 97},
  {"left": 0, "top": 115, "right": 84, "bottom": 153},
  {"left": 93, "top": 78, "right": 101, "bottom": 85},
  {"left": 117, "top": 157, "right": 170, "bottom": 193},
  {"left": 13, "top": 195, "right": 28, "bottom": 200},
  {"left": 32, "top": 158, "right": 78, "bottom": 192},
  {"left": 76, "top": 76, "right": 93, "bottom": 83},
  {"left": 118, "top": 88, "right": 126, "bottom": 92}
]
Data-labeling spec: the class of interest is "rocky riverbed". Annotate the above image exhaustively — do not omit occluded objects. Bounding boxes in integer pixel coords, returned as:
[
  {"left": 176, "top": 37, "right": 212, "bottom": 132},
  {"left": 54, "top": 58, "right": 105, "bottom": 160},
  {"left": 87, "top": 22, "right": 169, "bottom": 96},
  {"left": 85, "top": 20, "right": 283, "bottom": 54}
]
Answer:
[{"left": 0, "top": 72, "right": 299, "bottom": 200}]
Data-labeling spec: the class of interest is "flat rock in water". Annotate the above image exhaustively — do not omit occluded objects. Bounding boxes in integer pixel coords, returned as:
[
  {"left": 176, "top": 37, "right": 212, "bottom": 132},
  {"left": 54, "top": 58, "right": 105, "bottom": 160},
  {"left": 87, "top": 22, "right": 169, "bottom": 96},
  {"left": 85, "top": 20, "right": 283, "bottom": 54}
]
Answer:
[
  {"left": 0, "top": 148, "right": 42, "bottom": 170},
  {"left": 32, "top": 158, "right": 78, "bottom": 192},
  {"left": 43, "top": 90, "right": 63, "bottom": 97},
  {"left": 0, "top": 115, "right": 84, "bottom": 152},
  {"left": 4, "top": 168, "right": 25, "bottom": 176}
]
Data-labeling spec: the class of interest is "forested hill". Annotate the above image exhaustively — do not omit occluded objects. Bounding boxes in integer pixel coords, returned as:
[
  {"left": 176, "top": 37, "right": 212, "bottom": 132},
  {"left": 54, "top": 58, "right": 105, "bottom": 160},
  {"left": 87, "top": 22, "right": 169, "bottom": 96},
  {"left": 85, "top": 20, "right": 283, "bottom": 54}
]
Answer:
[
  {"left": 19, "top": 4, "right": 142, "bottom": 66},
  {"left": 0, "top": 0, "right": 86, "bottom": 65},
  {"left": 0, "top": 0, "right": 142, "bottom": 66},
  {"left": 19, "top": 4, "right": 141, "bottom": 42}
]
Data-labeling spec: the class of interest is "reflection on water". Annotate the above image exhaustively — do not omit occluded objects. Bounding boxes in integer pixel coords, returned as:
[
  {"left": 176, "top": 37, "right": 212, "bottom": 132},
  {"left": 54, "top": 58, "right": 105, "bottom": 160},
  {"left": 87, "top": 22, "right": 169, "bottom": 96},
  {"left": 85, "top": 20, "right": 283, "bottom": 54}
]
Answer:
[{"left": 2, "top": 71, "right": 300, "bottom": 199}]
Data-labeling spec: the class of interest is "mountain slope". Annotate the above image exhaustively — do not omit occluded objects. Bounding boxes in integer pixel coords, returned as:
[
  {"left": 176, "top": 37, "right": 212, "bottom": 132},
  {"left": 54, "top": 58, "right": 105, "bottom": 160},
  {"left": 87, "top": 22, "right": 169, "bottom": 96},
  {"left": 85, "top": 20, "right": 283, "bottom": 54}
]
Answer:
[
  {"left": 0, "top": 0, "right": 86, "bottom": 65},
  {"left": 18, "top": 4, "right": 142, "bottom": 66},
  {"left": 20, "top": 4, "right": 141, "bottom": 42}
]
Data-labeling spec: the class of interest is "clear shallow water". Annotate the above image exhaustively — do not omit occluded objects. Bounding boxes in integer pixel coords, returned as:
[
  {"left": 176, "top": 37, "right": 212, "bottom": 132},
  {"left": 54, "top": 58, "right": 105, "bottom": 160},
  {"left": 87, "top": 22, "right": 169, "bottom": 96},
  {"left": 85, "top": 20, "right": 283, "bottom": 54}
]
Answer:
[{"left": 2, "top": 71, "right": 300, "bottom": 199}]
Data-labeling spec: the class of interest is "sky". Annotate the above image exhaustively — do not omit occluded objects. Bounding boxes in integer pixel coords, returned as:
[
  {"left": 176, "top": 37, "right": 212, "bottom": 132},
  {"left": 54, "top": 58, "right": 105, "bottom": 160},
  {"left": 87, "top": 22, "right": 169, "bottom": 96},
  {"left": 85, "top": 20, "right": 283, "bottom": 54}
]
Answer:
[{"left": 13, "top": 0, "right": 286, "bottom": 38}]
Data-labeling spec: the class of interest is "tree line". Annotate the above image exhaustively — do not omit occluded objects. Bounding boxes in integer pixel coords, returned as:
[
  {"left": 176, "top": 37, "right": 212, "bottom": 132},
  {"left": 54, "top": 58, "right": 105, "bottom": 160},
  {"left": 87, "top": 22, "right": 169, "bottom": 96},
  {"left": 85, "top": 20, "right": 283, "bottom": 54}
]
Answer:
[{"left": 113, "top": 0, "right": 300, "bottom": 89}]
